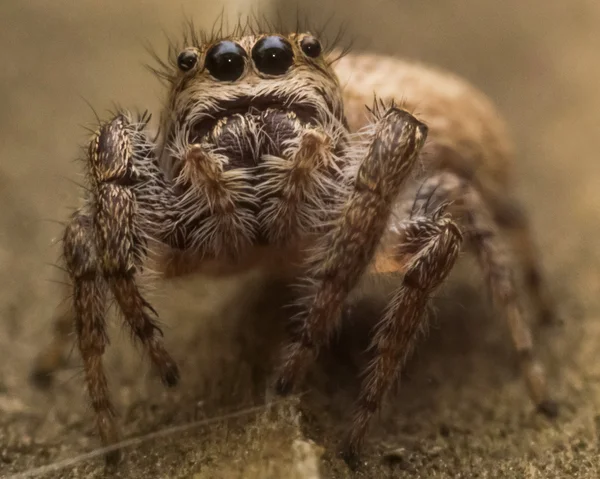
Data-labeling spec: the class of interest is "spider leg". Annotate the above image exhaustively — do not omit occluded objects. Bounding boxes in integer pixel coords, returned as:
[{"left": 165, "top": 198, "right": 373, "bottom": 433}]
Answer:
[
  {"left": 491, "top": 197, "right": 556, "bottom": 326},
  {"left": 62, "top": 211, "right": 119, "bottom": 463},
  {"left": 275, "top": 107, "right": 429, "bottom": 394},
  {"left": 52, "top": 113, "right": 179, "bottom": 464},
  {"left": 31, "top": 282, "right": 75, "bottom": 387},
  {"left": 92, "top": 114, "right": 179, "bottom": 376},
  {"left": 341, "top": 171, "right": 556, "bottom": 465},
  {"left": 343, "top": 208, "right": 462, "bottom": 465},
  {"left": 414, "top": 171, "right": 556, "bottom": 414}
]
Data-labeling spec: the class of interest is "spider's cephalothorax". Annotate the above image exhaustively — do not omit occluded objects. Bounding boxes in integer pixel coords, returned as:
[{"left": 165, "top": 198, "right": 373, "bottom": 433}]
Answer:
[
  {"left": 156, "top": 32, "right": 349, "bottom": 258},
  {"left": 34, "top": 24, "right": 558, "bottom": 470}
]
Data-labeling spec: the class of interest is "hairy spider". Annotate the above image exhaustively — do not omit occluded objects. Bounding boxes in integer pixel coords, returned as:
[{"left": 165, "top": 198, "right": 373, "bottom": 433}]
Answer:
[{"left": 33, "top": 21, "right": 558, "bottom": 468}]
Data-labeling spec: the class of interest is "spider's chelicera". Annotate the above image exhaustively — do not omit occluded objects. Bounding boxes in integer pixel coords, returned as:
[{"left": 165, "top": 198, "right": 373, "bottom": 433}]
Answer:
[{"left": 34, "top": 25, "right": 558, "bottom": 469}]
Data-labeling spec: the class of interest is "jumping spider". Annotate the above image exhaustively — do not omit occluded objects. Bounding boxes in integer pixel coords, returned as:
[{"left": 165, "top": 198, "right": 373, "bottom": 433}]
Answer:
[{"left": 34, "top": 23, "right": 558, "bottom": 467}]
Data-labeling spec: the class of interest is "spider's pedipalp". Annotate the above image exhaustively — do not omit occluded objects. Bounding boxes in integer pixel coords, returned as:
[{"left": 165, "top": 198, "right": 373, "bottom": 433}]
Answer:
[
  {"left": 174, "top": 143, "right": 258, "bottom": 258},
  {"left": 257, "top": 127, "right": 342, "bottom": 245},
  {"left": 275, "top": 106, "right": 428, "bottom": 395}
]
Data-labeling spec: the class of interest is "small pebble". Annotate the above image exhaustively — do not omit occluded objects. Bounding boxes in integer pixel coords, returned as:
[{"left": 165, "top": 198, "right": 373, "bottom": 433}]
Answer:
[{"left": 382, "top": 447, "right": 406, "bottom": 464}]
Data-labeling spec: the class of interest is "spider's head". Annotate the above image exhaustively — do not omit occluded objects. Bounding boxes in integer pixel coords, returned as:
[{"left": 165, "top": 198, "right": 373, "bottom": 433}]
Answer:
[{"left": 158, "top": 31, "right": 347, "bottom": 168}]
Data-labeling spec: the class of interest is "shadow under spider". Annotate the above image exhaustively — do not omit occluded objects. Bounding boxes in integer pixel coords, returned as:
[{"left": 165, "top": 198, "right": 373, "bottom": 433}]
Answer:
[{"left": 149, "top": 266, "right": 557, "bottom": 461}]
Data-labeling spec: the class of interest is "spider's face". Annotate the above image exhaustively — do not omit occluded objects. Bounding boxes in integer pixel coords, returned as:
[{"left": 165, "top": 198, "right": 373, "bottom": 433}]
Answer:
[{"left": 163, "top": 32, "right": 346, "bottom": 169}]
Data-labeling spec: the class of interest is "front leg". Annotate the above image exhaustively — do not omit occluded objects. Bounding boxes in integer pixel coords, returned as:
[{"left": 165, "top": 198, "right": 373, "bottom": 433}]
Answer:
[
  {"left": 56, "top": 113, "right": 179, "bottom": 464},
  {"left": 275, "top": 106, "right": 428, "bottom": 394}
]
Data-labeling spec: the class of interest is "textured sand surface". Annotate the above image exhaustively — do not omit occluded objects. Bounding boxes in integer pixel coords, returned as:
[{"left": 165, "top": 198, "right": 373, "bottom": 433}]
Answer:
[{"left": 2, "top": 1, "right": 600, "bottom": 478}]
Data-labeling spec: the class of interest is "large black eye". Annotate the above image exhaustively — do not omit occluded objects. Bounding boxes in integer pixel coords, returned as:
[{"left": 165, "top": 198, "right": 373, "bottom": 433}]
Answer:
[
  {"left": 252, "top": 36, "right": 294, "bottom": 76},
  {"left": 177, "top": 49, "right": 198, "bottom": 72},
  {"left": 205, "top": 41, "right": 247, "bottom": 81},
  {"left": 300, "top": 36, "right": 322, "bottom": 58}
]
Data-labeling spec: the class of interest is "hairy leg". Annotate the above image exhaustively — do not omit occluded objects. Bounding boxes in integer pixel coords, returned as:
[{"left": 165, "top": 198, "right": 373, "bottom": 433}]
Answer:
[
  {"left": 410, "top": 171, "right": 557, "bottom": 415},
  {"left": 31, "top": 279, "right": 75, "bottom": 386},
  {"left": 62, "top": 212, "right": 120, "bottom": 463},
  {"left": 258, "top": 127, "right": 340, "bottom": 245},
  {"left": 492, "top": 197, "right": 556, "bottom": 325},
  {"left": 95, "top": 173, "right": 178, "bottom": 389},
  {"left": 275, "top": 106, "right": 428, "bottom": 394},
  {"left": 53, "top": 113, "right": 179, "bottom": 464},
  {"left": 343, "top": 209, "right": 462, "bottom": 464}
]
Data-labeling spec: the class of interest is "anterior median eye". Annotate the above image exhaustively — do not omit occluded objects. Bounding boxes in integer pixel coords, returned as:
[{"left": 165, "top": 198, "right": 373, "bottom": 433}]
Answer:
[
  {"left": 205, "top": 41, "right": 247, "bottom": 81},
  {"left": 252, "top": 36, "right": 294, "bottom": 76}
]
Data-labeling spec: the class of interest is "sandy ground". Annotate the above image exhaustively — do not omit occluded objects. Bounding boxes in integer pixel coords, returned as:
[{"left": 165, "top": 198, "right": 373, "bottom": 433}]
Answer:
[{"left": 2, "top": 0, "right": 600, "bottom": 478}]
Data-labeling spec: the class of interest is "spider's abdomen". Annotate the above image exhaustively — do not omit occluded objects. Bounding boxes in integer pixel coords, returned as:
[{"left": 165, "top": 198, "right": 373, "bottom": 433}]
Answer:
[{"left": 333, "top": 51, "right": 515, "bottom": 198}]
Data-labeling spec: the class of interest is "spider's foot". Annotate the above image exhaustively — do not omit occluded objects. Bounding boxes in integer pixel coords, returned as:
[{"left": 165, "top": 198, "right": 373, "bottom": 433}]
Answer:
[
  {"left": 29, "top": 368, "right": 54, "bottom": 389},
  {"left": 98, "top": 412, "right": 123, "bottom": 468},
  {"left": 104, "top": 449, "right": 122, "bottom": 470},
  {"left": 157, "top": 357, "right": 180, "bottom": 388},
  {"left": 30, "top": 346, "right": 66, "bottom": 389},
  {"left": 274, "top": 375, "right": 294, "bottom": 396},
  {"left": 275, "top": 341, "right": 315, "bottom": 396},
  {"left": 339, "top": 444, "right": 362, "bottom": 471},
  {"left": 537, "top": 398, "right": 559, "bottom": 418}
]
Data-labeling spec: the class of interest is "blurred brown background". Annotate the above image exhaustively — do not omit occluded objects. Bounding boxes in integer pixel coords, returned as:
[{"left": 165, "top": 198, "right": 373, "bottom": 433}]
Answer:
[{"left": 2, "top": 1, "right": 600, "bottom": 478}]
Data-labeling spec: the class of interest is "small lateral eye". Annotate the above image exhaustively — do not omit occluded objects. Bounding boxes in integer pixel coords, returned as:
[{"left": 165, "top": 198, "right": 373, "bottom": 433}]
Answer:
[
  {"left": 205, "top": 41, "right": 247, "bottom": 82},
  {"left": 177, "top": 49, "right": 198, "bottom": 72},
  {"left": 252, "top": 36, "right": 294, "bottom": 76},
  {"left": 300, "top": 36, "right": 322, "bottom": 58}
]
